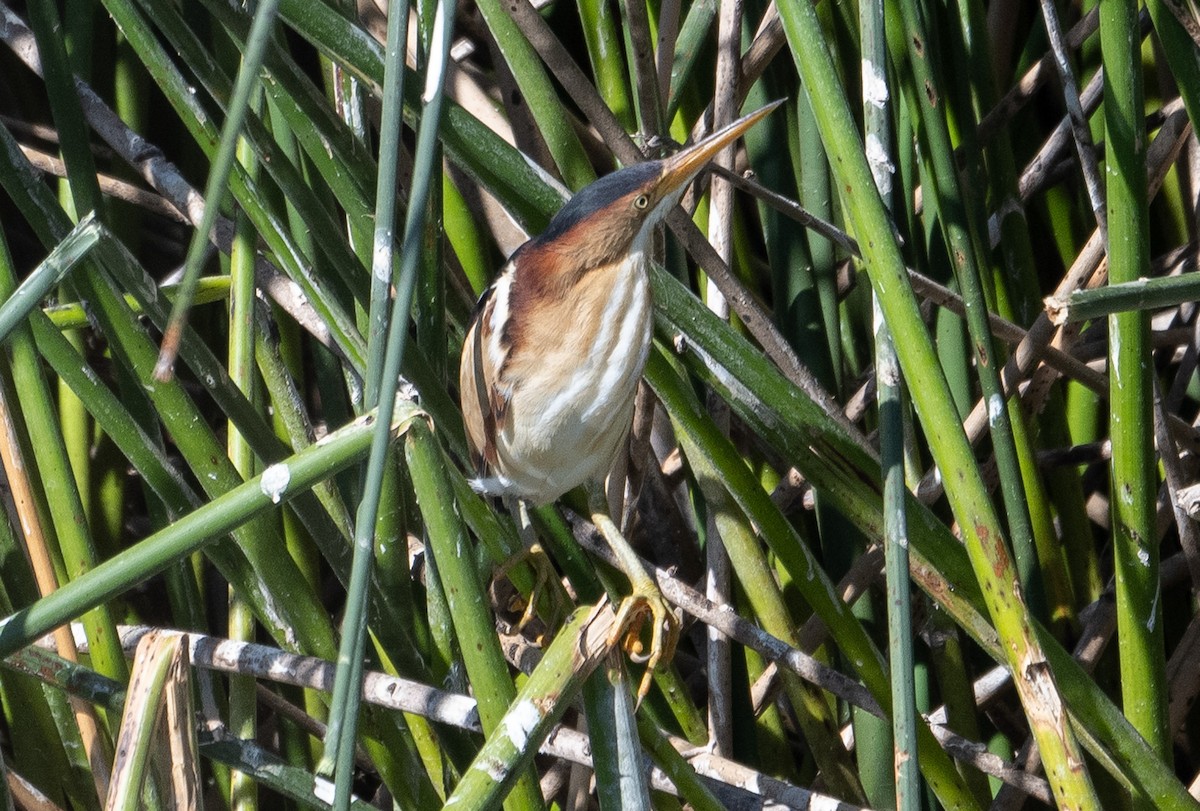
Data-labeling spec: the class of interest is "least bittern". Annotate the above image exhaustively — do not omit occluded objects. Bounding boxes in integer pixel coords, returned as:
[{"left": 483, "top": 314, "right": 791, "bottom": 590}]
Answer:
[{"left": 460, "top": 102, "right": 779, "bottom": 693}]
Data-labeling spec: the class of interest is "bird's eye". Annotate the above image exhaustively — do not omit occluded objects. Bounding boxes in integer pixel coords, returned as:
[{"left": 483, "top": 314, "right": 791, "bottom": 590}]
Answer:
[{"left": 633, "top": 194, "right": 650, "bottom": 210}]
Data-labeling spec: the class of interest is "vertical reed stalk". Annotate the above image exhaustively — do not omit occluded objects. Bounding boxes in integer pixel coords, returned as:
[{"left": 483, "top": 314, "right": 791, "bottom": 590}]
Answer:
[{"left": 1100, "top": 0, "right": 1169, "bottom": 762}]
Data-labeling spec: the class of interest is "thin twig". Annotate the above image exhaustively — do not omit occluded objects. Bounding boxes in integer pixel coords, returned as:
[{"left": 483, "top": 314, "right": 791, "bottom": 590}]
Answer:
[
  {"left": 1036, "top": 0, "right": 1107, "bottom": 239},
  {"left": 701, "top": 0, "right": 741, "bottom": 759}
]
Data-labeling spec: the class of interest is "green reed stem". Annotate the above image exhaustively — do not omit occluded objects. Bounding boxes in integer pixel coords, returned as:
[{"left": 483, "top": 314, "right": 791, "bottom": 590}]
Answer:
[
  {"left": 155, "top": 0, "right": 279, "bottom": 378},
  {"left": 228, "top": 98, "right": 262, "bottom": 811},
  {"left": 664, "top": 0, "right": 716, "bottom": 121},
  {"left": 364, "top": 1, "right": 408, "bottom": 404},
  {"left": 318, "top": 0, "right": 409, "bottom": 791},
  {"left": 578, "top": 0, "right": 635, "bottom": 131},
  {"left": 862, "top": 0, "right": 918, "bottom": 802},
  {"left": 892, "top": 0, "right": 1047, "bottom": 618},
  {"left": 1100, "top": 0, "right": 1169, "bottom": 761},
  {"left": 406, "top": 423, "right": 544, "bottom": 811},
  {"left": 585, "top": 658, "right": 651, "bottom": 811},
  {"left": 0, "top": 213, "right": 99, "bottom": 343},
  {"left": 319, "top": 0, "right": 455, "bottom": 805},
  {"left": 440, "top": 608, "right": 598, "bottom": 809},
  {"left": 1055, "top": 273, "right": 1200, "bottom": 324}
]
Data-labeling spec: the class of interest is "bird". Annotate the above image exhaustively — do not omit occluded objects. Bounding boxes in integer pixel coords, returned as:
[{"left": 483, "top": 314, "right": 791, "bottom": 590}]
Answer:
[{"left": 459, "top": 101, "right": 780, "bottom": 695}]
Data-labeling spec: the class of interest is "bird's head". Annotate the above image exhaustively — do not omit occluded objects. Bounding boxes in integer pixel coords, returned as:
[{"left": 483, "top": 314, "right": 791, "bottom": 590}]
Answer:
[{"left": 531, "top": 100, "right": 783, "bottom": 273}]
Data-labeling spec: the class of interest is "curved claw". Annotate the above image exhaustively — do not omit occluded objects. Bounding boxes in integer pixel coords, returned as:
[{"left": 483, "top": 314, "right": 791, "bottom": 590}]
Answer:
[
  {"left": 608, "top": 585, "right": 680, "bottom": 704},
  {"left": 489, "top": 542, "right": 563, "bottom": 641}
]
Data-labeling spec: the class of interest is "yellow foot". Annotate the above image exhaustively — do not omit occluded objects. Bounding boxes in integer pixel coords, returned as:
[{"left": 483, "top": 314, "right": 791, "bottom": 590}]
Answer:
[
  {"left": 490, "top": 542, "right": 563, "bottom": 641},
  {"left": 608, "top": 582, "right": 680, "bottom": 703}
]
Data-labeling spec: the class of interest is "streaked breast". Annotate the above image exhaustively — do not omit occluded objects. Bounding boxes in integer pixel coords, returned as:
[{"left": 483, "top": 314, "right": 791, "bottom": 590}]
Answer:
[{"left": 494, "top": 254, "right": 652, "bottom": 501}]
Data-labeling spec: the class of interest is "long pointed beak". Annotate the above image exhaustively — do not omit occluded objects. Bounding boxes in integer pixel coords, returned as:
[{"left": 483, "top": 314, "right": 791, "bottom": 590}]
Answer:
[{"left": 659, "top": 99, "right": 784, "bottom": 193}]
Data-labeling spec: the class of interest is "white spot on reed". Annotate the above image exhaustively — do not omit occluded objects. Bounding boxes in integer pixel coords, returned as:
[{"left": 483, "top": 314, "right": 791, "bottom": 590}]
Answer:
[
  {"left": 422, "top": 1, "right": 448, "bottom": 103},
  {"left": 864, "top": 133, "right": 894, "bottom": 194},
  {"left": 373, "top": 242, "right": 392, "bottom": 284},
  {"left": 313, "top": 776, "right": 336, "bottom": 804},
  {"left": 988, "top": 394, "right": 1004, "bottom": 425},
  {"left": 504, "top": 699, "right": 542, "bottom": 751},
  {"left": 861, "top": 60, "right": 889, "bottom": 108},
  {"left": 260, "top": 463, "right": 291, "bottom": 504}
]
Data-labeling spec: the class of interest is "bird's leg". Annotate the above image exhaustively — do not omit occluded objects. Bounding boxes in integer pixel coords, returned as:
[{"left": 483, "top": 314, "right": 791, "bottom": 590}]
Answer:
[
  {"left": 490, "top": 498, "right": 563, "bottom": 638},
  {"left": 587, "top": 484, "right": 679, "bottom": 702}
]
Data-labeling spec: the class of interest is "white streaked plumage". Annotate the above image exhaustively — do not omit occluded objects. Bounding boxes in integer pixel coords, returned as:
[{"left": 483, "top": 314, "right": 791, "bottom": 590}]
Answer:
[{"left": 465, "top": 249, "right": 651, "bottom": 505}]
